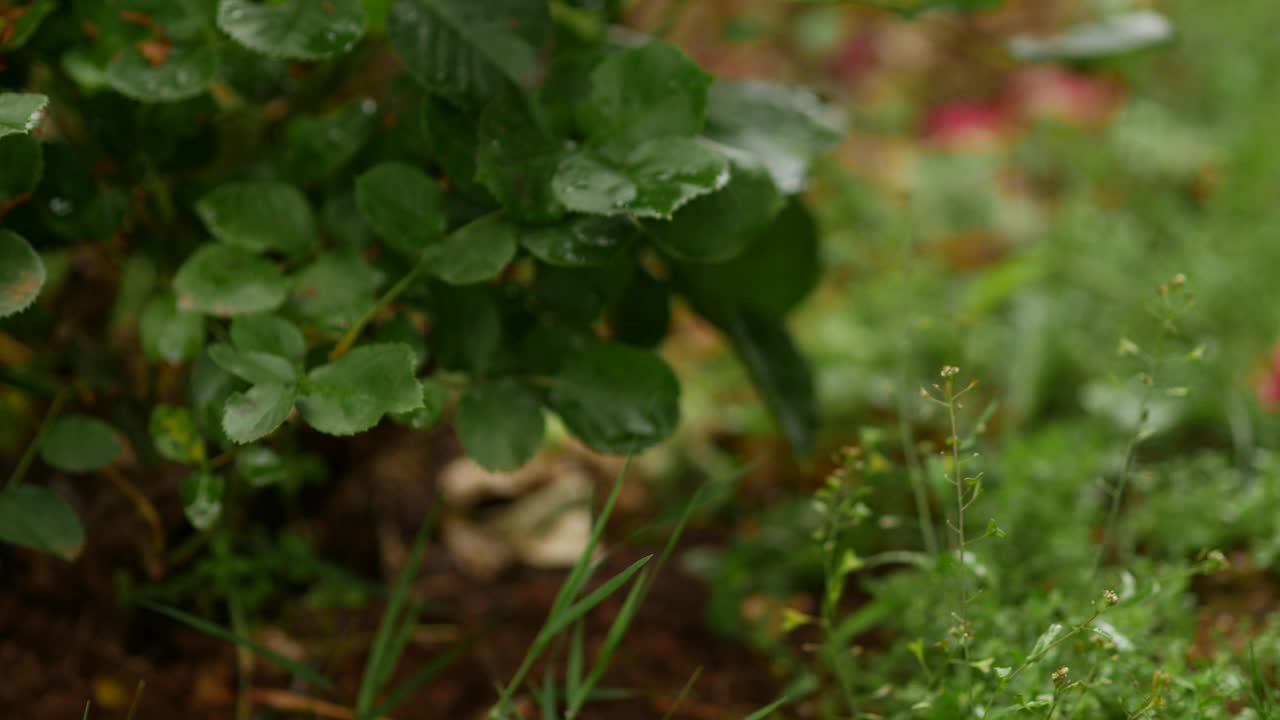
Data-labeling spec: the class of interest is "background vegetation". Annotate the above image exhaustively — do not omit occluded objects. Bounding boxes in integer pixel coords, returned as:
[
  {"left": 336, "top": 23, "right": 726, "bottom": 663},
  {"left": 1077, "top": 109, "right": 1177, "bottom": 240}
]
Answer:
[{"left": 2, "top": 0, "right": 1278, "bottom": 718}]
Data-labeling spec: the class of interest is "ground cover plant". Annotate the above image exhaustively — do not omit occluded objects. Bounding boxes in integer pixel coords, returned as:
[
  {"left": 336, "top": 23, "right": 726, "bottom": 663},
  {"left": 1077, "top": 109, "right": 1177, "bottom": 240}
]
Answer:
[{"left": 3, "top": 0, "right": 1279, "bottom": 718}]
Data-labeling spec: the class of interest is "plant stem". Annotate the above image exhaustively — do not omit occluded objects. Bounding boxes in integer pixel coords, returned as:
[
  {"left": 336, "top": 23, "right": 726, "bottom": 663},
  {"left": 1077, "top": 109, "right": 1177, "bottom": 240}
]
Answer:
[
  {"left": 331, "top": 256, "right": 430, "bottom": 359},
  {"left": 5, "top": 386, "right": 69, "bottom": 491},
  {"left": 946, "top": 388, "right": 973, "bottom": 707}
]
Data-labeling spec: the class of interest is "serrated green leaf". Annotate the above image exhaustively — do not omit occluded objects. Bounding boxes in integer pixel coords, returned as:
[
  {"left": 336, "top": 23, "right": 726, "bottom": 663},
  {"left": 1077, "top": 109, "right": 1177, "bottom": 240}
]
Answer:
[
  {"left": 174, "top": 244, "right": 289, "bottom": 316},
  {"left": 0, "top": 133, "right": 43, "bottom": 203},
  {"left": 704, "top": 79, "right": 844, "bottom": 194},
  {"left": 476, "top": 93, "right": 567, "bottom": 223},
  {"left": 217, "top": 0, "right": 367, "bottom": 60},
  {"left": 197, "top": 181, "right": 318, "bottom": 256},
  {"left": 722, "top": 306, "right": 816, "bottom": 459},
  {"left": 0, "top": 93, "right": 48, "bottom": 137},
  {"left": 553, "top": 138, "right": 729, "bottom": 219},
  {"left": 0, "top": 0, "right": 57, "bottom": 51},
  {"left": 181, "top": 470, "right": 224, "bottom": 530},
  {"left": 223, "top": 383, "right": 297, "bottom": 444},
  {"left": 149, "top": 404, "right": 207, "bottom": 464},
  {"left": 288, "top": 251, "right": 378, "bottom": 333},
  {"left": 209, "top": 342, "right": 299, "bottom": 386},
  {"left": 534, "top": 255, "right": 633, "bottom": 325},
  {"left": 420, "top": 95, "right": 486, "bottom": 197},
  {"left": 578, "top": 42, "right": 712, "bottom": 147},
  {"left": 646, "top": 163, "right": 782, "bottom": 263},
  {"left": 388, "top": 0, "right": 551, "bottom": 105},
  {"left": 455, "top": 378, "right": 545, "bottom": 471},
  {"left": 522, "top": 215, "right": 637, "bottom": 267},
  {"left": 355, "top": 162, "right": 445, "bottom": 256},
  {"left": 106, "top": 45, "right": 217, "bottom": 103},
  {"left": 229, "top": 314, "right": 306, "bottom": 364},
  {"left": 298, "top": 343, "right": 423, "bottom": 435},
  {"left": 190, "top": 350, "right": 240, "bottom": 446},
  {"left": 423, "top": 214, "right": 517, "bottom": 284},
  {"left": 40, "top": 415, "right": 122, "bottom": 473},
  {"left": 548, "top": 342, "right": 679, "bottom": 454},
  {"left": 0, "top": 230, "right": 45, "bottom": 318},
  {"left": 610, "top": 267, "right": 670, "bottom": 348},
  {"left": 676, "top": 198, "right": 820, "bottom": 320},
  {"left": 392, "top": 378, "right": 449, "bottom": 430},
  {"left": 0, "top": 486, "right": 84, "bottom": 561},
  {"left": 429, "top": 283, "right": 502, "bottom": 372},
  {"left": 287, "top": 99, "right": 378, "bottom": 183},
  {"left": 139, "top": 290, "right": 205, "bottom": 364}
]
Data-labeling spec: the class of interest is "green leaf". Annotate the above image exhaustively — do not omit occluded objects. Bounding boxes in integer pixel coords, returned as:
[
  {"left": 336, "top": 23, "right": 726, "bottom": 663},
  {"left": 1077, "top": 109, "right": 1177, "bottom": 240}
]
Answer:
[
  {"left": 287, "top": 98, "right": 378, "bottom": 183},
  {"left": 0, "top": 133, "right": 43, "bottom": 203},
  {"left": 149, "top": 405, "right": 207, "bottom": 464},
  {"left": 298, "top": 343, "right": 424, "bottom": 435},
  {"left": 0, "top": 93, "right": 48, "bottom": 137},
  {"left": 0, "top": 0, "right": 57, "bottom": 51},
  {"left": 548, "top": 342, "right": 679, "bottom": 454},
  {"left": 392, "top": 378, "right": 449, "bottom": 430},
  {"left": 577, "top": 42, "right": 712, "bottom": 147},
  {"left": 288, "top": 251, "right": 378, "bottom": 333},
  {"left": 722, "top": 307, "right": 816, "bottom": 459},
  {"left": 534, "top": 255, "right": 633, "bottom": 325},
  {"left": 553, "top": 138, "right": 729, "bottom": 220},
  {"left": 420, "top": 95, "right": 486, "bottom": 197},
  {"left": 217, "top": 0, "right": 367, "bottom": 61},
  {"left": 610, "top": 267, "right": 670, "bottom": 348},
  {"left": 676, "top": 198, "right": 820, "bottom": 320},
  {"left": 475, "top": 94, "right": 567, "bottom": 223},
  {"left": 0, "top": 486, "right": 84, "bottom": 561},
  {"left": 196, "top": 181, "right": 319, "bottom": 256},
  {"left": 355, "top": 162, "right": 445, "bottom": 256},
  {"left": 1010, "top": 10, "right": 1174, "bottom": 62},
  {"left": 229, "top": 314, "right": 306, "bottom": 364},
  {"left": 388, "top": 0, "right": 551, "bottom": 105},
  {"left": 174, "top": 244, "right": 289, "bottom": 316},
  {"left": 646, "top": 163, "right": 782, "bottom": 263},
  {"left": 180, "top": 470, "right": 225, "bottom": 530},
  {"left": 522, "top": 216, "right": 637, "bottom": 267},
  {"left": 191, "top": 350, "right": 240, "bottom": 446},
  {"left": 106, "top": 45, "right": 218, "bottom": 103},
  {"left": 140, "top": 290, "right": 206, "bottom": 364},
  {"left": 0, "top": 230, "right": 45, "bottom": 318},
  {"left": 429, "top": 283, "right": 502, "bottom": 372},
  {"left": 40, "top": 415, "right": 122, "bottom": 473},
  {"left": 423, "top": 214, "right": 517, "bottom": 284},
  {"left": 209, "top": 342, "right": 299, "bottom": 386},
  {"left": 235, "top": 446, "right": 288, "bottom": 488},
  {"left": 704, "top": 80, "right": 844, "bottom": 194},
  {"left": 223, "top": 383, "right": 297, "bottom": 444},
  {"left": 455, "top": 378, "right": 545, "bottom": 471}
]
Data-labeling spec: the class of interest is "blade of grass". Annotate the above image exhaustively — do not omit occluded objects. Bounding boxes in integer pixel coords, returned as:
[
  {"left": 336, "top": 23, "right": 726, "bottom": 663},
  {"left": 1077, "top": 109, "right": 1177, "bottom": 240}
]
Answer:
[
  {"left": 567, "top": 567, "right": 650, "bottom": 717},
  {"left": 81, "top": 701, "right": 90, "bottom": 720},
  {"left": 543, "top": 555, "right": 652, "bottom": 639},
  {"left": 356, "top": 505, "right": 439, "bottom": 717},
  {"left": 491, "top": 458, "right": 633, "bottom": 717},
  {"left": 139, "top": 600, "right": 333, "bottom": 690},
  {"left": 367, "top": 639, "right": 471, "bottom": 719},
  {"left": 742, "top": 694, "right": 793, "bottom": 720},
  {"left": 125, "top": 681, "right": 145, "bottom": 720},
  {"left": 538, "top": 667, "right": 558, "bottom": 720},
  {"left": 660, "top": 666, "right": 703, "bottom": 720},
  {"left": 566, "top": 619, "right": 585, "bottom": 707}
]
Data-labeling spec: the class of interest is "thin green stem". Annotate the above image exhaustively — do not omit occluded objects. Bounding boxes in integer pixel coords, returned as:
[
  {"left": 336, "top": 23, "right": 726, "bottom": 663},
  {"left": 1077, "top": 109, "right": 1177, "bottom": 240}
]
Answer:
[
  {"left": 331, "top": 256, "right": 430, "bottom": 359},
  {"left": 946, "top": 387, "right": 973, "bottom": 708},
  {"left": 6, "top": 386, "right": 70, "bottom": 491}
]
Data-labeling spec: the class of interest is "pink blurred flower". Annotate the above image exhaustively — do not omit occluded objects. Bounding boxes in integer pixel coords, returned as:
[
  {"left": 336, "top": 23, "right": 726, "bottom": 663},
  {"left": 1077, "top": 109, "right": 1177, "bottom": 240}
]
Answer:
[
  {"left": 1005, "top": 67, "right": 1122, "bottom": 128},
  {"left": 1257, "top": 344, "right": 1280, "bottom": 412},
  {"left": 921, "top": 101, "right": 1012, "bottom": 151}
]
